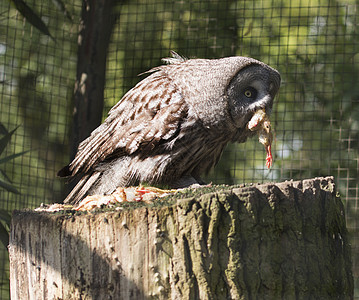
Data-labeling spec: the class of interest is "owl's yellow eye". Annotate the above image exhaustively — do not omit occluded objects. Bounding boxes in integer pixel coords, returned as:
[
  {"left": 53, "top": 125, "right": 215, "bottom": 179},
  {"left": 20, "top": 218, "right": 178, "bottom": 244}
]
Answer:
[{"left": 244, "top": 90, "right": 252, "bottom": 98}]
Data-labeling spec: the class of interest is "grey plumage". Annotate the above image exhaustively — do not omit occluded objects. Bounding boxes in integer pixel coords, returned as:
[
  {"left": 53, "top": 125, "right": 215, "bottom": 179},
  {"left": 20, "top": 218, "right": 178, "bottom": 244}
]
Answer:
[{"left": 58, "top": 52, "right": 281, "bottom": 204}]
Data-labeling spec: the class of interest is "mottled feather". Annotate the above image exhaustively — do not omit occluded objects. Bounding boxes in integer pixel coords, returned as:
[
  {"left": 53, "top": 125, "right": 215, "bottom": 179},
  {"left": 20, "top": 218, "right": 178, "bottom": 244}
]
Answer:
[{"left": 67, "top": 71, "right": 185, "bottom": 175}]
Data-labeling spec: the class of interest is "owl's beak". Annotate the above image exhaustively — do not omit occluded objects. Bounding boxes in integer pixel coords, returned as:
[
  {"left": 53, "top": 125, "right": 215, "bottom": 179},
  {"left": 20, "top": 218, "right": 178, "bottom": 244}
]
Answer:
[{"left": 248, "top": 94, "right": 273, "bottom": 114}]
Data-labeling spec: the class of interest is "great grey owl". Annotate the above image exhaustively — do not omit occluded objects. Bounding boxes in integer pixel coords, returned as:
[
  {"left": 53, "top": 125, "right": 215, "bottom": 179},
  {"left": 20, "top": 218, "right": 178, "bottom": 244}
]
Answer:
[{"left": 58, "top": 52, "right": 281, "bottom": 204}]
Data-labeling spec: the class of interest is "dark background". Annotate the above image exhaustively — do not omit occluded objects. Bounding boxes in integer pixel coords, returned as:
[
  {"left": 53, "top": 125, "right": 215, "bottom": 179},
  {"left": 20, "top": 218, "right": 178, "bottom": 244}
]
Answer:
[{"left": 0, "top": 0, "right": 358, "bottom": 298}]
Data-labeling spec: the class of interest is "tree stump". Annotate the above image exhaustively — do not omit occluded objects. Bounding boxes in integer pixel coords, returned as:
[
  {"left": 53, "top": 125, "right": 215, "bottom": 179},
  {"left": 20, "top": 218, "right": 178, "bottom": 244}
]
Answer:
[{"left": 9, "top": 177, "right": 353, "bottom": 299}]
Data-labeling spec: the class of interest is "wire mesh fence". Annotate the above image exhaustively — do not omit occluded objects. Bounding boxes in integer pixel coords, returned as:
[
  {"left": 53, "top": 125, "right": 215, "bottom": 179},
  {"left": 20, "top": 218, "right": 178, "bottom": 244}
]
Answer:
[{"left": 0, "top": 0, "right": 358, "bottom": 298}]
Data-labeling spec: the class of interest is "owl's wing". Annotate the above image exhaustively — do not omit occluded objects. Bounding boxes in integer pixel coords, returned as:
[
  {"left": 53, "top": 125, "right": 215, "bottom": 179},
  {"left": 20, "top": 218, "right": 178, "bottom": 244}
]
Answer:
[{"left": 60, "top": 71, "right": 187, "bottom": 177}]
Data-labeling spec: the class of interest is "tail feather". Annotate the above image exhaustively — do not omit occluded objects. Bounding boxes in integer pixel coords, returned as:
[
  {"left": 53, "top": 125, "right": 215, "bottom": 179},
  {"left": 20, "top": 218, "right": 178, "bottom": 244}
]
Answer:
[
  {"left": 57, "top": 165, "right": 71, "bottom": 177},
  {"left": 64, "top": 171, "right": 101, "bottom": 204}
]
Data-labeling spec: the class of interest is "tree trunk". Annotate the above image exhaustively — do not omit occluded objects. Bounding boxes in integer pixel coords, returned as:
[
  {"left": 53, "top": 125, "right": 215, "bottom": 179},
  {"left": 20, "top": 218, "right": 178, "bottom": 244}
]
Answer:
[
  {"left": 71, "top": 0, "right": 119, "bottom": 159},
  {"left": 65, "top": 0, "right": 121, "bottom": 197},
  {"left": 9, "top": 177, "right": 353, "bottom": 299}
]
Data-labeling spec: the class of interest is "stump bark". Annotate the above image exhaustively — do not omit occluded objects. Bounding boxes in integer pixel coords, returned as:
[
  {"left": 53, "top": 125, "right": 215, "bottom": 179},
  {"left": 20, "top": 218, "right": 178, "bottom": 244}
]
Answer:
[{"left": 9, "top": 177, "right": 353, "bottom": 299}]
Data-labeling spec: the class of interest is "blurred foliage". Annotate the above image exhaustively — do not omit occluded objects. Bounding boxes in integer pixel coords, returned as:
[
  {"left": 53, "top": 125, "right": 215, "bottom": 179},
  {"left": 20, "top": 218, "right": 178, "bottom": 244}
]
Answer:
[
  {"left": 9, "top": 0, "right": 53, "bottom": 38},
  {"left": 0, "top": 124, "right": 29, "bottom": 194},
  {"left": 0, "top": 123, "right": 27, "bottom": 298},
  {"left": 0, "top": 0, "right": 358, "bottom": 298},
  {"left": 0, "top": 1, "right": 80, "bottom": 298}
]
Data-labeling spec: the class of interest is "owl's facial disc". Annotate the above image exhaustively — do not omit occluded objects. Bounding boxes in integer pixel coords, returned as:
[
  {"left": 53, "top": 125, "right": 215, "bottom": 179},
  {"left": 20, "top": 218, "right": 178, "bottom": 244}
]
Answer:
[
  {"left": 226, "top": 64, "right": 280, "bottom": 129},
  {"left": 247, "top": 92, "right": 272, "bottom": 113},
  {"left": 227, "top": 81, "right": 274, "bottom": 129}
]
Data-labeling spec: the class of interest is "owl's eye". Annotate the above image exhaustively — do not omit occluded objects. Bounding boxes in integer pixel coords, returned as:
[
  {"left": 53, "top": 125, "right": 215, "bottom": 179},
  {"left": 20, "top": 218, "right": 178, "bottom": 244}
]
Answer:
[
  {"left": 243, "top": 87, "right": 257, "bottom": 99},
  {"left": 244, "top": 90, "right": 252, "bottom": 97}
]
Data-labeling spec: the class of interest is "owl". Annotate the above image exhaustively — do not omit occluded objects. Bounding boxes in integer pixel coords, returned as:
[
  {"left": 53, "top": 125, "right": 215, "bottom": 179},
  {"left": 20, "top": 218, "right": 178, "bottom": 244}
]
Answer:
[{"left": 58, "top": 52, "right": 281, "bottom": 204}]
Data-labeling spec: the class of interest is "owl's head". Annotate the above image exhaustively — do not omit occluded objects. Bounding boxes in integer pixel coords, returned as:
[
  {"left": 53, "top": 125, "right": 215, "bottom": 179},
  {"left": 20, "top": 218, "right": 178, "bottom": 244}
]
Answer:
[
  {"left": 226, "top": 64, "right": 281, "bottom": 129},
  {"left": 156, "top": 54, "right": 281, "bottom": 133}
]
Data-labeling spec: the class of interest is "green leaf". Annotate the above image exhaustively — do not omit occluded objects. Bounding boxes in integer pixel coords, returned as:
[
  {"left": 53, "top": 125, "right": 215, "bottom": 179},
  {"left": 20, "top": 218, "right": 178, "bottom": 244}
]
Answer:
[
  {"left": 0, "top": 150, "right": 30, "bottom": 165},
  {"left": 0, "top": 179, "right": 20, "bottom": 194},
  {"left": 0, "top": 222, "right": 9, "bottom": 248},
  {"left": 9, "top": 0, "right": 54, "bottom": 40},
  {"left": 0, "top": 125, "right": 19, "bottom": 155},
  {"left": 0, "top": 170, "right": 12, "bottom": 183},
  {"left": 0, "top": 124, "right": 27, "bottom": 194},
  {"left": 0, "top": 123, "right": 8, "bottom": 135}
]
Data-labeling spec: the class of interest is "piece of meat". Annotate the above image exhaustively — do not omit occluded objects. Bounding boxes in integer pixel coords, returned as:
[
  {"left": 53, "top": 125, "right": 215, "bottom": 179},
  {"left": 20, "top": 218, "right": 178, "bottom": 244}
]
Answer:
[{"left": 247, "top": 109, "right": 273, "bottom": 169}]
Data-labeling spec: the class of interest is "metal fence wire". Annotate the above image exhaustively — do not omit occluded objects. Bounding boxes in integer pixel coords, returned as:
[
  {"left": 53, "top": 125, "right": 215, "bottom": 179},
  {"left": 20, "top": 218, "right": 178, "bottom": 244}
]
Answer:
[{"left": 0, "top": 0, "right": 358, "bottom": 298}]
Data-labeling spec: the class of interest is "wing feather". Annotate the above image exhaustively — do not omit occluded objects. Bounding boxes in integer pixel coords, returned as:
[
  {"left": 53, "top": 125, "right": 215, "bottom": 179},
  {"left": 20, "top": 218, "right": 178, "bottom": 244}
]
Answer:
[{"left": 65, "top": 70, "right": 187, "bottom": 176}]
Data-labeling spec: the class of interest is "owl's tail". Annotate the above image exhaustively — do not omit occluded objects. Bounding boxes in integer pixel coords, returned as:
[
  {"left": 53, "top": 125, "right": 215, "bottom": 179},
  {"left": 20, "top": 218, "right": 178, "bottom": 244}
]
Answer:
[{"left": 63, "top": 171, "right": 101, "bottom": 205}]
